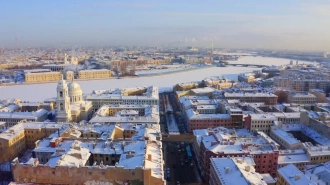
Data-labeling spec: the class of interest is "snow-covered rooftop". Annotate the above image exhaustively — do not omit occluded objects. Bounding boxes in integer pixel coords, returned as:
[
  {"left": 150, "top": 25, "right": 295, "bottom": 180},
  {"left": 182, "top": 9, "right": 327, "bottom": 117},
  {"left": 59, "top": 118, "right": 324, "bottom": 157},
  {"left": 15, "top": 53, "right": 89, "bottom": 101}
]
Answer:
[
  {"left": 210, "top": 157, "right": 267, "bottom": 185},
  {"left": 0, "top": 108, "right": 48, "bottom": 119},
  {"left": 185, "top": 108, "right": 231, "bottom": 120},
  {"left": 277, "top": 164, "right": 315, "bottom": 185}
]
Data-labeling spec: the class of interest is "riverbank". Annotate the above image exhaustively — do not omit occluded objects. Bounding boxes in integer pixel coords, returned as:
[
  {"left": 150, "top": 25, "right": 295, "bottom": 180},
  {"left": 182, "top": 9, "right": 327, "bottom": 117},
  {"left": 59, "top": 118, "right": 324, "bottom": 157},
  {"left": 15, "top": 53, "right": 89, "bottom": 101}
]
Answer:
[
  {"left": 0, "top": 66, "right": 213, "bottom": 87},
  {"left": 0, "top": 66, "right": 257, "bottom": 101}
]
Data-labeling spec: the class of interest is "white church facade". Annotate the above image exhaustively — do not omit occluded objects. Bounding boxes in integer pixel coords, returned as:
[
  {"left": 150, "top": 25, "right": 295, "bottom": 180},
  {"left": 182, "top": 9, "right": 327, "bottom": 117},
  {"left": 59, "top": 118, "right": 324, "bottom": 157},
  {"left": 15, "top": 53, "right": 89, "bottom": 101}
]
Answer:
[{"left": 56, "top": 77, "right": 93, "bottom": 123}]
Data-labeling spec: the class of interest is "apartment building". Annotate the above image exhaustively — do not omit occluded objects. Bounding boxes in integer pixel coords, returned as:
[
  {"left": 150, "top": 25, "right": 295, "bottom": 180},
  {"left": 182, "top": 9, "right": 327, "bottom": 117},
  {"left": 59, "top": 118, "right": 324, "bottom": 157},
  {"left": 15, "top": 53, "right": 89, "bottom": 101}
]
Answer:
[
  {"left": 194, "top": 127, "right": 279, "bottom": 181},
  {"left": 277, "top": 149, "right": 310, "bottom": 171},
  {"left": 276, "top": 164, "right": 314, "bottom": 185},
  {"left": 288, "top": 92, "right": 316, "bottom": 105},
  {"left": 185, "top": 108, "right": 231, "bottom": 132},
  {"left": 274, "top": 69, "right": 330, "bottom": 92},
  {"left": 270, "top": 126, "right": 302, "bottom": 150},
  {"left": 209, "top": 157, "right": 268, "bottom": 185},
  {"left": 309, "top": 89, "right": 330, "bottom": 103},
  {"left": 303, "top": 143, "right": 330, "bottom": 165},
  {"left": 0, "top": 122, "right": 75, "bottom": 163},
  {"left": 224, "top": 92, "right": 278, "bottom": 105},
  {"left": 78, "top": 69, "right": 111, "bottom": 79},
  {"left": 245, "top": 114, "right": 277, "bottom": 135},
  {"left": 238, "top": 73, "right": 256, "bottom": 83}
]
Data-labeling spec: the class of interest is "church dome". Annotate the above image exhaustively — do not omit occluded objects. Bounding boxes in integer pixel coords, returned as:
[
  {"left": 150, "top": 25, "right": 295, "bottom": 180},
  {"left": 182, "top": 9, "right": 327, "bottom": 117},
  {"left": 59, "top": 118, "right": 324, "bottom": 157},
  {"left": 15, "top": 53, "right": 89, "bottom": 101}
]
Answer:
[
  {"left": 67, "top": 81, "right": 83, "bottom": 102},
  {"left": 68, "top": 81, "right": 80, "bottom": 90}
]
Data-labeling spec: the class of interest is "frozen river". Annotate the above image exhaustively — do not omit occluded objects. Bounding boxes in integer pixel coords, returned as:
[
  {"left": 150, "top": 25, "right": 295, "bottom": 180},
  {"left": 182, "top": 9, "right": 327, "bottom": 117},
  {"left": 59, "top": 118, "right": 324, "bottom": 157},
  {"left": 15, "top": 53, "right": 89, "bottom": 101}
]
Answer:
[{"left": 0, "top": 56, "right": 312, "bottom": 101}]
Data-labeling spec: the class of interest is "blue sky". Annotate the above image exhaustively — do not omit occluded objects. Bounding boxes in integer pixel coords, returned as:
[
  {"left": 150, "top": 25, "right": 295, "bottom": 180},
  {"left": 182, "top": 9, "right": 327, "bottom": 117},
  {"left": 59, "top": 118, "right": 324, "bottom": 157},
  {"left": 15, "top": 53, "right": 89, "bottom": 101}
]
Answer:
[{"left": 0, "top": 0, "right": 330, "bottom": 51}]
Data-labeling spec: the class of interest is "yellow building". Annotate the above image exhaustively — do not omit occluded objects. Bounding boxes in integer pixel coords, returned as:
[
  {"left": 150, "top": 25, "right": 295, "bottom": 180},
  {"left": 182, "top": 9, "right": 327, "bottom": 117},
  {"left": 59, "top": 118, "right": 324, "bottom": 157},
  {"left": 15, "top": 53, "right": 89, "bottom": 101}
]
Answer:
[
  {"left": 65, "top": 70, "right": 74, "bottom": 81},
  {"left": 304, "top": 144, "right": 330, "bottom": 165},
  {"left": 0, "top": 121, "right": 76, "bottom": 163},
  {"left": 25, "top": 71, "right": 61, "bottom": 83},
  {"left": 78, "top": 69, "right": 111, "bottom": 79}
]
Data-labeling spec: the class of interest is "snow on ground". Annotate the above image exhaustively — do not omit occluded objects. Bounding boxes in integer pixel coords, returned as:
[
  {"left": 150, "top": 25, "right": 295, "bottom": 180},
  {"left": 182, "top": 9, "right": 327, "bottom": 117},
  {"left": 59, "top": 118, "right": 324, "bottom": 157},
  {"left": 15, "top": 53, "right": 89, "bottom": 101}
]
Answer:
[
  {"left": 226, "top": 56, "right": 312, "bottom": 65},
  {"left": 135, "top": 65, "right": 196, "bottom": 75},
  {"left": 0, "top": 57, "right": 312, "bottom": 101},
  {"left": 166, "top": 114, "right": 180, "bottom": 135}
]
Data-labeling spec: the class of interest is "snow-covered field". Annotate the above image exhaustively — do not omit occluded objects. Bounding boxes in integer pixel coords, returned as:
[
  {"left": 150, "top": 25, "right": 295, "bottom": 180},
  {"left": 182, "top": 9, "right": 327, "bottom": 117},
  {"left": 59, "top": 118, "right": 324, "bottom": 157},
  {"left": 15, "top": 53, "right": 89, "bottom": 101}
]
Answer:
[
  {"left": 226, "top": 56, "right": 312, "bottom": 65},
  {"left": 135, "top": 65, "right": 196, "bottom": 75},
  {"left": 0, "top": 57, "right": 312, "bottom": 101}
]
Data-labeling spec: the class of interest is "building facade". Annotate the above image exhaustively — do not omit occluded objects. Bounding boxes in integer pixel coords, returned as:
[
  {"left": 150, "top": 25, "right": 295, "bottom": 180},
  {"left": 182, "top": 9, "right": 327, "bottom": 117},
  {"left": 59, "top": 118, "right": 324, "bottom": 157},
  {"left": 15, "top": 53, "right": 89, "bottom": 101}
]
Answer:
[
  {"left": 25, "top": 71, "right": 61, "bottom": 83},
  {"left": 78, "top": 69, "right": 112, "bottom": 79}
]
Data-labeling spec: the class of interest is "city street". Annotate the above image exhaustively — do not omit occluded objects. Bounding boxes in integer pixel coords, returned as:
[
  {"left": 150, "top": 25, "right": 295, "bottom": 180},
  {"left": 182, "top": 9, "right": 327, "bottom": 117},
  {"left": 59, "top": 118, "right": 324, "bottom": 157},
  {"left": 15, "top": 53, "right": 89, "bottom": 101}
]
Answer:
[{"left": 163, "top": 141, "right": 202, "bottom": 185}]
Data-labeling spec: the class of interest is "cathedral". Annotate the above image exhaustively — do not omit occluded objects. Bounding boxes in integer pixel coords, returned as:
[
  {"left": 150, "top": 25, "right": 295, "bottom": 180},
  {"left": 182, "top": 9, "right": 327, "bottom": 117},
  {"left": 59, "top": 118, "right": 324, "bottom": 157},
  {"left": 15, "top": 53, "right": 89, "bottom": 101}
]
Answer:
[{"left": 56, "top": 76, "right": 93, "bottom": 123}]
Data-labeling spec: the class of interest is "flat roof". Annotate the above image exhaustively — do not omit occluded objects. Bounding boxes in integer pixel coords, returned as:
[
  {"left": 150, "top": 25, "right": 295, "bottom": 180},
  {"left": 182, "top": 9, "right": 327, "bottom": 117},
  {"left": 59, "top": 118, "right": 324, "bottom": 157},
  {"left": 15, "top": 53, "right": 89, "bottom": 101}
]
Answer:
[
  {"left": 271, "top": 128, "right": 300, "bottom": 145},
  {"left": 277, "top": 164, "right": 314, "bottom": 185},
  {"left": 278, "top": 153, "right": 310, "bottom": 164},
  {"left": 186, "top": 108, "right": 231, "bottom": 120},
  {"left": 210, "top": 157, "right": 267, "bottom": 185}
]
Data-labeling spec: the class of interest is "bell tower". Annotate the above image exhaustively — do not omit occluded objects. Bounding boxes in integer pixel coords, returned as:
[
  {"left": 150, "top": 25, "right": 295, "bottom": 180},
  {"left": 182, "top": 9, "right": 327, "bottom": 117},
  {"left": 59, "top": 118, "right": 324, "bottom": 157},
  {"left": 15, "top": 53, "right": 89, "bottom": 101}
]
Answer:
[{"left": 56, "top": 75, "right": 71, "bottom": 122}]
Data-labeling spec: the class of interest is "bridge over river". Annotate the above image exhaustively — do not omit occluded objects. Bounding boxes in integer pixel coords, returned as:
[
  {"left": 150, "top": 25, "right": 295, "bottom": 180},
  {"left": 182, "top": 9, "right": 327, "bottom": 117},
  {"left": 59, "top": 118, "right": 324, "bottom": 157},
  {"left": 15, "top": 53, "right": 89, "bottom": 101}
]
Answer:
[{"left": 219, "top": 61, "right": 267, "bottom": 68}]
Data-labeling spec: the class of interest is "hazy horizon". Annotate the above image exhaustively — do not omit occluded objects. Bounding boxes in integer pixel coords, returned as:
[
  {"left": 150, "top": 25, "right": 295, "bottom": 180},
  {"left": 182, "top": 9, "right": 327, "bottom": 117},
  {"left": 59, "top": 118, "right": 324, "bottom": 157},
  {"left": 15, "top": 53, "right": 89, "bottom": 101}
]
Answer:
[{"left": 1, "top": 0, "right": 330, "bottom": 52}]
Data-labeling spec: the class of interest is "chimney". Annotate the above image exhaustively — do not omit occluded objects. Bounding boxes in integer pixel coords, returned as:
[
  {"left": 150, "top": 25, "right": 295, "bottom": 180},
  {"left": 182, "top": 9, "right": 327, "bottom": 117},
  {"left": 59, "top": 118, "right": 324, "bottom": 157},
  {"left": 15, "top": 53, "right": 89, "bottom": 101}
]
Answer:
[
  {"left": 35, "top": 140, "right": 40, "bottom": 148},
  {"left": 147, "top": 154, "right": 152, "bottom": 161},
  {"left": 245, "top": 166, "right": 250, "bottom": 172},
  {"left": 295, "top": 174, "right": 301, "bottom": 180},
  {"left": 225, "top": 167, "right": 230, "bottom": 174}
]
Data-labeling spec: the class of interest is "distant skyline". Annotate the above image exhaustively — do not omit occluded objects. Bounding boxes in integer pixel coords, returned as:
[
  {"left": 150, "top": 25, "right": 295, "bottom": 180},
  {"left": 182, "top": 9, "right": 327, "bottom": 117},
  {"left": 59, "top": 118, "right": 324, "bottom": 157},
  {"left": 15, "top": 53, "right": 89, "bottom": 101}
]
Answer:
[{"left": 1, "top": 0, "right": 330, "bottom": 51}]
